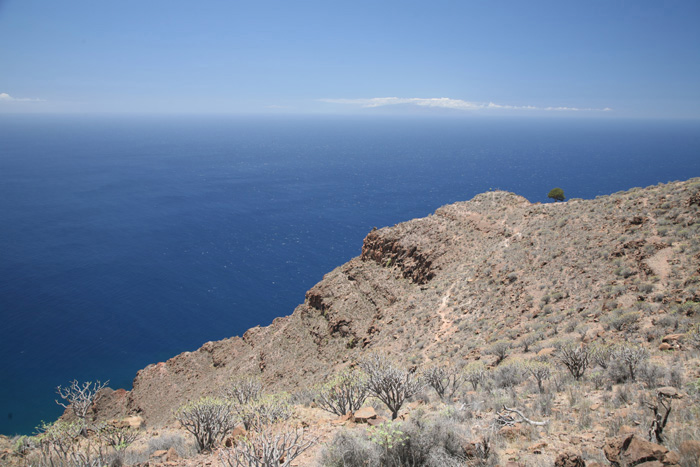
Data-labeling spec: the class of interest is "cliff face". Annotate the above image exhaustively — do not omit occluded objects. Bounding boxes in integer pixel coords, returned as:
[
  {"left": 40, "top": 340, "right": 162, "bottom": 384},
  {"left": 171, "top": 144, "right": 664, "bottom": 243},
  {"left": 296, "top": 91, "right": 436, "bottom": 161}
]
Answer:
[{"left": 97, "top": 179, "right": 700, "bottom": 427}]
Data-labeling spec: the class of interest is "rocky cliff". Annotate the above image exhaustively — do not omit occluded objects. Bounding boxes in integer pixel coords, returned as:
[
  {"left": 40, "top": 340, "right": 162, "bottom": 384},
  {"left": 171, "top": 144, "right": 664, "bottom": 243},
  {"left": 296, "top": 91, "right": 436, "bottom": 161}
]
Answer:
[{"left": 95, "top": 178, "right": 700, "bottom": 429}]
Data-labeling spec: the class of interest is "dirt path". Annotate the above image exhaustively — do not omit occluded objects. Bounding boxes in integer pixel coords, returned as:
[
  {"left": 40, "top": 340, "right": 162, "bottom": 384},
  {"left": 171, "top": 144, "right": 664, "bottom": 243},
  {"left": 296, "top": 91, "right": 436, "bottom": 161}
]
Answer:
[{"left": 423, "top": 285, "right": 457, "bottom": 359}]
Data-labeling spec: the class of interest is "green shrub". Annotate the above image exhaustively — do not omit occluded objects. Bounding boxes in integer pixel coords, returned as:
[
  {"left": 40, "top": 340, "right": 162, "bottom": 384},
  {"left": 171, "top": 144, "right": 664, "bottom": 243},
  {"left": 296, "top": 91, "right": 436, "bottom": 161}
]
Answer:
[
  {"left": 485, "top": 340, "right": 511, "bottom": 365},
  {"left": 316, "top": 369, "right": 368, "bottom": 416},
  {"left": 175, "top": 397, "right": 236, "bottom": 452},
  {"left": 493, "top": 360, "right": 526, "bottom": 388},
  {"left": 548, "top": 188, "right": 565, "bottom": 202}
]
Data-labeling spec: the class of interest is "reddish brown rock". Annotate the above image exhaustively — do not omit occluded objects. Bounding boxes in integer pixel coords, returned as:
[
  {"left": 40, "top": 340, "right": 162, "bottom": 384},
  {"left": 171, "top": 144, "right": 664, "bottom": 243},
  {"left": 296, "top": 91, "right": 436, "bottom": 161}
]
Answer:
[
  {"left": 529, "top": 441, "right": 547, "bottom": 454},
  {"left": 366, "top": 415, "right": 388, "bottom": 426},
  {"left": 555, "top": 452, "right": 586, "bottom": 467},
  {"left": 353, "top": 406, "right": 377, "bottom": 423},
  {"left": 604, "top": 434, "right": 680, "bottom": 466},
  {"left": 662, "top": 334, "right": 684, "bottom": 344},
  {"left": 224, "top": 426, "right": 247, "bottom": 447}
]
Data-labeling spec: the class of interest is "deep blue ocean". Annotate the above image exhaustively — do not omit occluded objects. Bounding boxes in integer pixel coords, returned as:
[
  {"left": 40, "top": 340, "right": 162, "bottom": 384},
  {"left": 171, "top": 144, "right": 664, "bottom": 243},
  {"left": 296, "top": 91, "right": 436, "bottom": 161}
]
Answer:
[{"left": 1, "top": 115, "right": 698, "bottom": 434}]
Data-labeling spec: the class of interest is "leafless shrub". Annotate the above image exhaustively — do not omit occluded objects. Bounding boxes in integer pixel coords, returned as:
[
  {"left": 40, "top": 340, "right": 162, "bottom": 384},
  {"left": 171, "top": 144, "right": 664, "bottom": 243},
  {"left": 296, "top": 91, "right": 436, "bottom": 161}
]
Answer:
[
  {"left": 219, "top": 424, "right": 315, "bottom": 467},
  {"left": 235, "top": 393, "right": 292, "bottom": 431},
  {"left": 609, "top": 344, "right": 649, "bottom": 382},
  {"left": 526, "top": 361, "right": 552, "bottom": 393},
  {"left": 485, "top": 340, "right": 511, "bottom": 365},
  {"left": 422, "top": 365, "right": 464, "bottom": 401},
  {"left": 224, "top": 376, "right": 262, "bottom": 405},
  {"left": 464, "top": 362, "right": 487, "bottom": 391},
  {"left": 519, "top": 333, "right": 540, "bottom": 353},
  {"left": 175, "top": 397, "right": 236, "bottom": 452},
  {"left": 590, "top": 343, "right": 613, "bottom": 369},
  {"left": 55, "top": 380, "right": 109, "bottom": 423},
  {"left": 638, "top": 362, "right": 669, "bottom": 389},
  {"left": 316, "top": 369, "right": 368, "bottom": 416},
  {"left": 96, "top": 424, "right": 139, "bottom": 466},
  {"left": 35, "top": 419, "right": 109, "bottom": 466},
  {"left": 556, "top": 342, "right": 589, "bottom": 380},
  {"left": 360, "top": 354, "right": 424, "bottom": 420}
]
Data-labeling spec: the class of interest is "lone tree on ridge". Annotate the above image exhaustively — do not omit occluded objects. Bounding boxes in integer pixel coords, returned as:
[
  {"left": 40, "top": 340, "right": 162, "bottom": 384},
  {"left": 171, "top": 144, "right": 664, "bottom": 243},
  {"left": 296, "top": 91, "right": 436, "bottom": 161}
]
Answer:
[{"left": 548, "top": 187, "right": 565, "bottom": 202}]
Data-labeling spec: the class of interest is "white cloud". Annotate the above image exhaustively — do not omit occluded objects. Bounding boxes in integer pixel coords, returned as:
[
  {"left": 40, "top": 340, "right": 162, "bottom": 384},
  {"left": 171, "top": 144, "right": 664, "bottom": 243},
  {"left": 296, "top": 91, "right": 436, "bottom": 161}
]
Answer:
[
  {"left": 0, "top": 92, "right": 43, "bottom": 102},
  {"left": 319, "top": 97, "right": 611, "bottom": 112}
]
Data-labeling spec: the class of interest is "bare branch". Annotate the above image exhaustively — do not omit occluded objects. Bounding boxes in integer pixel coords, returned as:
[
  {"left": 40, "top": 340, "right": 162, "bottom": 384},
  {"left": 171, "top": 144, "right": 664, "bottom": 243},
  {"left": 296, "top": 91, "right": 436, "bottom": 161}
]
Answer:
[
  {"left": 175, "top": 397, "right": 236, "bottom": 452},
  {"left": 219, "top": 424, "right": 316, "bottom": 467},
  {"left": 500, "top": 406, "right": 548, "bottom": 426},
  {"left": 557, "top": 342, "right": 589, "bottom": 380},
  {"left": 422, "top": 365, "right": 463, "bottom": 401},
  {"left": 316, "top": 369, "right": 368, "bottom": 416},
  {"left": 360, "top": 354, "right": 423, "bottom": 420},
  {"left": 55, "top": 380, "right": 109, "bottom": 422},
  {"left": 224, "top": 376, "right": 262, "bottom": 406}
]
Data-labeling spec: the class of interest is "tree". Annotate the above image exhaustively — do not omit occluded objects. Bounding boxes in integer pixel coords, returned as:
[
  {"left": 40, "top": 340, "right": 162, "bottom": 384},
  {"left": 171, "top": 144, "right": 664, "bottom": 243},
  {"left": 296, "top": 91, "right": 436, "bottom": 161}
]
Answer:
[
  {"left": 219, "top": 423, "right": 315, "bottom": 467},
  {"left": 485, "top": 340, "right": 511, "bottom": 365},
  {"left": 360, "top": 355, "right": 423, "bottom": 420},
  {"left": 557, "top": 342, "right": 589, "bottom": 380},
  {"left": 422, "top": 364, "right": 463, "bottom": 401},
  {"left": 547, "top": 187, "right": 565, "bottom": 202},
  {"left": 526, "top": 361, "right": 552, "bottom": 393},
  {"left": 55, "top": 379, "right": 109, "bottom": 430},
  {"left": 316, "top": 369, "right": 368, "bottom": 416},
  {"left": 175, "top": 397, "right": 237, "bottom": 452}
]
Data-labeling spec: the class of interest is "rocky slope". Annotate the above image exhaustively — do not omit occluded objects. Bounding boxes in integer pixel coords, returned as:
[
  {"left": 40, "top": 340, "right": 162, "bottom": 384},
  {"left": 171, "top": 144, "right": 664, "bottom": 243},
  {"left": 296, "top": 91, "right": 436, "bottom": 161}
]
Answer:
[{"left": 92, "top": 178, "right": 700, "bottom": 432}]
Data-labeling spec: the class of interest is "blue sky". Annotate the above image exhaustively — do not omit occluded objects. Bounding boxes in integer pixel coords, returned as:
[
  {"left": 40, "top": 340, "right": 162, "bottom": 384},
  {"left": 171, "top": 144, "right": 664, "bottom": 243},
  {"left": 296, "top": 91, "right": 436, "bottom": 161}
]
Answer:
[{"left": 1, "top": 0, "right": 698, "bottom": 117}]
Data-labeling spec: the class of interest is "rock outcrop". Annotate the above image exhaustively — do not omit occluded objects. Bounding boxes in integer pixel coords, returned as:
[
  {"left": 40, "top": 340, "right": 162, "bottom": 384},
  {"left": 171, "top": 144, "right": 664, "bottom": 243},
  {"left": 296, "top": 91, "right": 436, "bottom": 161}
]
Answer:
[{"left": 604, "top": 434, "right": 681, "bottom": 466}]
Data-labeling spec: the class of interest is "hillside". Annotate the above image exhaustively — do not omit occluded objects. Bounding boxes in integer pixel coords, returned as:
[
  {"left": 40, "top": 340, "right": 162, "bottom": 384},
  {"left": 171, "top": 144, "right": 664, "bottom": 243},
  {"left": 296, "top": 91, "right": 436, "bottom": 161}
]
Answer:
[{"left": 5, "top": 178, "right": 700, "bottom": 465}]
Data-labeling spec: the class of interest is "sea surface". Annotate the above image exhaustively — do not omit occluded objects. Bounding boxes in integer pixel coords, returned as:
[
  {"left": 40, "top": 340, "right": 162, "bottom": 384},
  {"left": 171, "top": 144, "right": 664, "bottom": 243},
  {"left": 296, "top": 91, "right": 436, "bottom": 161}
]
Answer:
[{"left": 1, "top": 115, "right": 699, "bottom": 434}]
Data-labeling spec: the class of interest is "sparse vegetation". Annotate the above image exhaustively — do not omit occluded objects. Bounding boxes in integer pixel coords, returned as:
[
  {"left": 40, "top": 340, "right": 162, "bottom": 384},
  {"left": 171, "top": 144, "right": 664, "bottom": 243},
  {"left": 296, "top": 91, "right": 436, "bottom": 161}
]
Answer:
[{"left": 8, "top": 180, "right": 700, "bottom": 466}]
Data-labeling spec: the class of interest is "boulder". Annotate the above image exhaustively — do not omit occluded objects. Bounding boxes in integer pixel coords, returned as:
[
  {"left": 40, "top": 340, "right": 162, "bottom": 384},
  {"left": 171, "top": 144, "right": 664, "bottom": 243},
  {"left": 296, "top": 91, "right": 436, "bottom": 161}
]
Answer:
[
  {"left": 657, "top": 387, "right": 682, "bottom": 399},
  {"left": 119, "top": 415, "right": 145, "bottom": 429},
  {"left": 366, "top": 415, "right": 388, "bottom": 426},
  {"left": 150, "top": 447, "right": 179, "bottom": 463},
  {"left": 353, "top": 406, "right": 377, "bottom": 423},
  {"left": 555, "top": 452, "right": 586, "bottom": 467},
  {"left": 662, "top": 334, "right": 684, "bottom": 344},
  {"left": 529, "top": 441, "right": 547, "bottom": 454},
  {"left": 604, "top": 434, "right": 680, "bottom": 466},
  {"left": 224, "top": 426, "right": 248, "bottom": 447}
]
